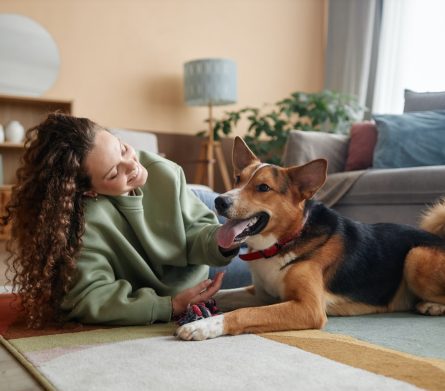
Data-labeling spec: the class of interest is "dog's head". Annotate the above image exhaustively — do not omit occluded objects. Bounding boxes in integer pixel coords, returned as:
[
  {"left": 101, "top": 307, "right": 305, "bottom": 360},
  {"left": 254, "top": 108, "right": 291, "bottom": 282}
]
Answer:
[{"left": 215, "top": 136, "right": 327, "bottom": 250}]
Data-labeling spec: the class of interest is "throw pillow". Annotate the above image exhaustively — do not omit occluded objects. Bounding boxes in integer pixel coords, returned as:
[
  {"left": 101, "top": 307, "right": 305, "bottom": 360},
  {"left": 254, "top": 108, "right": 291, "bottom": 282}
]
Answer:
[
  {"left": 403, "top": 89, "right": 445, "bottom": 112},
  {"left": 373, "top": 110, "right": 445, "bottom": 169},
  {"left": 344, "top": 121, "right": 378, "bottom": 171},
  {"left": 282, "top": 130, "right": 349, "bottom": 174}
]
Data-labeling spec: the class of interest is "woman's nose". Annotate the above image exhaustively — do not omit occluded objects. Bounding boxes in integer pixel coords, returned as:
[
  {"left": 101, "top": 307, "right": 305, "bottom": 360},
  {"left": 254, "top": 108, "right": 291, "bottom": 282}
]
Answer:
[{"left": 123, "top": 158, "right": 137, "bottom": 173}]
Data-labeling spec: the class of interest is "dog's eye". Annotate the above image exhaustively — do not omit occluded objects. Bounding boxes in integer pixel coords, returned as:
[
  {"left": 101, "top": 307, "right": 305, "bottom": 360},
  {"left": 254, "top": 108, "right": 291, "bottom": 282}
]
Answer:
[
  {"left": 234, "top": 175, "right": 241, "bottom": 185},
  {"left": 257, "top": 184, "right": 270, "bottom": 192}
]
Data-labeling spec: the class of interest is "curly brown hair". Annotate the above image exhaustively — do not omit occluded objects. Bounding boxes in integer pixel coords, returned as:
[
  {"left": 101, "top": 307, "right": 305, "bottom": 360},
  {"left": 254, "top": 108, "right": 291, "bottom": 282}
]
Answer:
[{"left": 2, "top": 112, "right": 98, "bottom": 328}]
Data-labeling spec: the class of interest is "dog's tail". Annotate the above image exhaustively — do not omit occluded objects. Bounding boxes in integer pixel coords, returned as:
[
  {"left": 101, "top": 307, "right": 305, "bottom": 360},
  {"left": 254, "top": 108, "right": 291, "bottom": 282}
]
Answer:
[{"left": 420, "top": 198, "right": 445, "bottom": 239}]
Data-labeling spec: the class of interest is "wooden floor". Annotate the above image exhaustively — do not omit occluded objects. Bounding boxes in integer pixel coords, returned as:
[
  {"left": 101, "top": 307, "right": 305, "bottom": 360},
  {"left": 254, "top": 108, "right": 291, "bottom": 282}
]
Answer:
[{"left": 1, "top": 243, "right": 44, "bottom": 390}]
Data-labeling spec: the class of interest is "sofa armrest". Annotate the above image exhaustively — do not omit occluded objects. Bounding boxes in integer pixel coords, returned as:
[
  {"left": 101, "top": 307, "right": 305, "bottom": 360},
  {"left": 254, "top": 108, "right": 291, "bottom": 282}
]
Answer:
[{"left": 110, "top": 128, "right": 159, "bottom": 154}]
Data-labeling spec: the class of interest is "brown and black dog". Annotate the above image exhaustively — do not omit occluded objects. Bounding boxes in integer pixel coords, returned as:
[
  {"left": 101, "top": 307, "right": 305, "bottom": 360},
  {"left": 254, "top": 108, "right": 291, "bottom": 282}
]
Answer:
[{"left": 176, "top": 136, "right": 445, "bottom": 340}]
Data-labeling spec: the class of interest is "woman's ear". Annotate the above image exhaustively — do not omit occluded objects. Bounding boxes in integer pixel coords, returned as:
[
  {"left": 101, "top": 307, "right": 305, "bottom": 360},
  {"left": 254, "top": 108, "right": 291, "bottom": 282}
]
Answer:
[{"left": 83, "top": 190, "right": 98, "bottom": 198}]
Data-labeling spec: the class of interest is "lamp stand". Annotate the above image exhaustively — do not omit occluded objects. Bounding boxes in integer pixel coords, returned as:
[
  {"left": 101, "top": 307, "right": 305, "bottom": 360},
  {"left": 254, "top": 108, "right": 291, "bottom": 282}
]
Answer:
[{"left": 193, "top": 103, "right": 232, "bottom": 191}]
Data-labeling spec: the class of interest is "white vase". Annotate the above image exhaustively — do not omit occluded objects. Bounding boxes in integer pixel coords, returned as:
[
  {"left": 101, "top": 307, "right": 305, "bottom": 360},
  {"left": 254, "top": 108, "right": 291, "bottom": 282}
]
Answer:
[
  {"left": 5, "top": 120, "right": 25, "bottom": 143},
  {"left": 0, "top": 124, "right": 4, "bottom": 143}
]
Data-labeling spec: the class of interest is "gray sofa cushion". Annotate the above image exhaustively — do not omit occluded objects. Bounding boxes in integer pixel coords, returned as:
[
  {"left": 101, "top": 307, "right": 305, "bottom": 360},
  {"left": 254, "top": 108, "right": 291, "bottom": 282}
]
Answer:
[
  {"left": 282, "top": 130, "right": 349, "bottom": 174},
  {"left": 333, "top": 203, "right": 429, "bottom": 226},
  {"left": 404, "top": 89, "right": 445, "bottom": 112},
  {"left": 327, "top": 166, "right": 445, "bottom": 226},
  {"left": 335, "top": 166, "right": 445, "bottom": 206}
]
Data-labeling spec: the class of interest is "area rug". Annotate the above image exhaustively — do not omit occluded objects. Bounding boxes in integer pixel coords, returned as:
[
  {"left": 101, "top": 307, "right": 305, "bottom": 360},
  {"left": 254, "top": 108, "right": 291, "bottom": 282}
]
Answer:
[{"left": 1, "top": 293, "right": 444, "bottom": 391}]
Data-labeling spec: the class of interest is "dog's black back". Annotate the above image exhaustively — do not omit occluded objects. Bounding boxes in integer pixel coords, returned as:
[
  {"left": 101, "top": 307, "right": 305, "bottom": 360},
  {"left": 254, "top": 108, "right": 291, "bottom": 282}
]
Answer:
[{"left": 298, "top": 201, "right": 445, "bottom": 306}]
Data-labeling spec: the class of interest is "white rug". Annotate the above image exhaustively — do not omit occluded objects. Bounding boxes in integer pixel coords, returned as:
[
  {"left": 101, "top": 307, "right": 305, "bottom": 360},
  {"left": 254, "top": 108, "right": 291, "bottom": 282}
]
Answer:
[{"left": 35, "top": 334, "right": 420, "bottom": 391}]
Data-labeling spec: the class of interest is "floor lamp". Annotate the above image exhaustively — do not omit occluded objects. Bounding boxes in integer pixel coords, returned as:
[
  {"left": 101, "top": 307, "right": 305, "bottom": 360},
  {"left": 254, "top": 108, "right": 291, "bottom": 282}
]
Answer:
[{"left": 184, "top": 58, "right": 237, "bottom": 191}]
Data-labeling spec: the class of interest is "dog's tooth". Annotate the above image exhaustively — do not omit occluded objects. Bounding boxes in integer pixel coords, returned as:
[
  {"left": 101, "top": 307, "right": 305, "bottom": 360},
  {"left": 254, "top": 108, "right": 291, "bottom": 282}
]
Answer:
[{"left": 247, "top": 217, "right": 258, "bottom": 228}]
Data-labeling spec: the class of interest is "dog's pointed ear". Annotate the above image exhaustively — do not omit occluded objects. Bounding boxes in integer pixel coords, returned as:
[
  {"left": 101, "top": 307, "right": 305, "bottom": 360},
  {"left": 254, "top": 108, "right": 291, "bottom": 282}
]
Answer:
[
  {"left": 287, "top": 159, "right": 327, "bottom": 199},
  {"left": 232, "top": 136, "right": 260, "bottom": 172}
]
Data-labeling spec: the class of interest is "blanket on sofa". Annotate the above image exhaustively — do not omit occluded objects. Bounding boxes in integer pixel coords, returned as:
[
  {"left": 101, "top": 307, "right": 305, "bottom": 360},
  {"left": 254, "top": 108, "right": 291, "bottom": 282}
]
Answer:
[
  {"left": 315, "top": 169, "right": 366, "bottom": 207},
  {"left": 1, "top": 294, "right": 444, "bottom": 391}
]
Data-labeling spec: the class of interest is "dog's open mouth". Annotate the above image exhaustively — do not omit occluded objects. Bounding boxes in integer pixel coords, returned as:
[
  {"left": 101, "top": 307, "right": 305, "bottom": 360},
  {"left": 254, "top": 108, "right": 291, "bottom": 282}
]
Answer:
[{"left": 217, "top": 212, "right": 269, "bottom": 249}]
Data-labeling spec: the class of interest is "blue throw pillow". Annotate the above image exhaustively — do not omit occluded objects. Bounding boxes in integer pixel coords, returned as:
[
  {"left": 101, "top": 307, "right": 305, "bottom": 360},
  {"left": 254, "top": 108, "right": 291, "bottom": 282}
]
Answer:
[{"left": 372, "top": 110, "right": 445, "bottom": 169}]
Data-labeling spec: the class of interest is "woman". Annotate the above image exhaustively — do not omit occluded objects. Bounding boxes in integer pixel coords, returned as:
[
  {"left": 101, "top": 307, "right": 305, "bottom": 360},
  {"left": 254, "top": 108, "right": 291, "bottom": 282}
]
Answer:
[{"left": 3, "top": 113, "right": 238, "bottom": 328}]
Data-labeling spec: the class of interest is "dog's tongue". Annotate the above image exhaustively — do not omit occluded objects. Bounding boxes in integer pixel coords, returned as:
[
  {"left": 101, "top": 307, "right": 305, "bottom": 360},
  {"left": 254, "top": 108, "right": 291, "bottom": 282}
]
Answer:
[{"left": 217, "top": 218, "right": 252, "bottom": 248}]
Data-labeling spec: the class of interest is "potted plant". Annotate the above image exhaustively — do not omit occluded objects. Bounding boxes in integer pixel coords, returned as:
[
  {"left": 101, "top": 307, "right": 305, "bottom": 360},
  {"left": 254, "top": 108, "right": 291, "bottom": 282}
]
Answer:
[{"left": 201, "top": 90, "right": 364, "bottom": 165}]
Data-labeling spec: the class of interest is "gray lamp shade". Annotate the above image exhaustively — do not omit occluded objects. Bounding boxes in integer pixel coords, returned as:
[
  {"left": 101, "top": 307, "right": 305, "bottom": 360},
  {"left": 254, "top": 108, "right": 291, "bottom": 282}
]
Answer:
[{"left": 184, "top": 58, "right": 237, "bottom": 106}]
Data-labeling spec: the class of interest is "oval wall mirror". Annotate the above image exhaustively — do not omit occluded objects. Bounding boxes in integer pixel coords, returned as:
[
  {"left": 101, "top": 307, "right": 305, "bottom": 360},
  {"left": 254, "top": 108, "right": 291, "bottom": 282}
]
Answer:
[{"left": 0, "top": 13, "right": 60, "bottom": 96}]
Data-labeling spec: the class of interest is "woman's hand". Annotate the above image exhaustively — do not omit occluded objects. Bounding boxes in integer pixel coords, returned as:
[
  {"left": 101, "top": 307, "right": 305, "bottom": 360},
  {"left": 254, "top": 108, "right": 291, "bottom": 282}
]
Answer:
[{"left": 171, "top": 272, "right": 224, "bottom": 317}]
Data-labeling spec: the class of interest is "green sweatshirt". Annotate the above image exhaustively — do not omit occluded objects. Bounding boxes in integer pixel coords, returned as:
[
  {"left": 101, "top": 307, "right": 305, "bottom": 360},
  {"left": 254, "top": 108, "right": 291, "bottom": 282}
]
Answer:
[{"left": 61, "top": 151, "right": 233, "bottom": 325}]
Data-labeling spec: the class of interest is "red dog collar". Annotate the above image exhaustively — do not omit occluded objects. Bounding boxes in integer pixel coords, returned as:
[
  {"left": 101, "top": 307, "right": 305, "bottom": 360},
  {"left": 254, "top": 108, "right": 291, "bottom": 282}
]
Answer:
[
  {"left": 239, "top": 231, "right": 302, "bottom": 261},
  {"left": 239, "top": 242, "right": 286, "bottom": 261}
]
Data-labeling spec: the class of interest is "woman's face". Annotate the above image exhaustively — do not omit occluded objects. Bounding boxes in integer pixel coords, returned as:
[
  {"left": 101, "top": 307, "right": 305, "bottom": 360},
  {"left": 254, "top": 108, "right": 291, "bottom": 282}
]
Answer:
[{"left": 84, "top": 129, "right": 148, "bottom": 196}]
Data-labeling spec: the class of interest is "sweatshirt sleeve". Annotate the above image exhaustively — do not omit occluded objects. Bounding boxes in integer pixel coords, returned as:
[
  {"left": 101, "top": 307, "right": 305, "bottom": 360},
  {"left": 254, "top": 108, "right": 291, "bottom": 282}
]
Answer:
[
  {"left": 177, "top": 167, "right": 235, "bottom": 267},
  {"left": 61, "top": 250, "right": 172, "bottom": 325}
]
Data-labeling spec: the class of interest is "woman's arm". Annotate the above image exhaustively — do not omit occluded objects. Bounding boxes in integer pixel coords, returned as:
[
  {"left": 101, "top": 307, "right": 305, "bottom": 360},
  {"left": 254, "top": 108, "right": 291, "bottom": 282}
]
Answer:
[{"left": 61, "top": 250, "right": 172, "bottom": 325}]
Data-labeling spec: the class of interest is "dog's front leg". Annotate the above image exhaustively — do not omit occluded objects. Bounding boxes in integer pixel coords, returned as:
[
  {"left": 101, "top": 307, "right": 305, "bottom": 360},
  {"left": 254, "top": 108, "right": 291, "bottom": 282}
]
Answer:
[
  {"left": 223, "top": 299, "right": 327, "bottom": 335},
  {"left": 214, "top": 285, "right": 278, "bottom": 312},
  {"left": 174, "top": 285, "right": 274, "bottom": 341},
  {"left": 175, "top": 262, "right": 326, "bottom": 340},
  {"left": 175, "top": 299, "right": 326, "bottom": 341}
]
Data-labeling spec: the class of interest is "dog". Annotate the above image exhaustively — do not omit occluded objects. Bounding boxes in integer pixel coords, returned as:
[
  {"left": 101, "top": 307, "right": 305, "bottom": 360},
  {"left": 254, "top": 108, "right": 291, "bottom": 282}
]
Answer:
[{"left": 176, "top": 136, "right": 445, "bottom": 341}]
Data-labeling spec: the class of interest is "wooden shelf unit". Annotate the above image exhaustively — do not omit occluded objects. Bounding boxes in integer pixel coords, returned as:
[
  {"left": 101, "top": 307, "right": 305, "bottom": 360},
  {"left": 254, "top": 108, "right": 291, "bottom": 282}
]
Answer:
[
  {"left": 0, "top": 94, "right": 72, "bottom": 239},
  {"left": 0, "top": 94, "right": 72, "bottom": 185}
]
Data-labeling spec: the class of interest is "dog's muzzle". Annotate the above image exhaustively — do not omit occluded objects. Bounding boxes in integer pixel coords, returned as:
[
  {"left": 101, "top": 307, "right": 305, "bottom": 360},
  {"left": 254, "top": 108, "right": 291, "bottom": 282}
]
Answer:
[{"left": 215, "top": 195, "right": 233, "bottom": 215}]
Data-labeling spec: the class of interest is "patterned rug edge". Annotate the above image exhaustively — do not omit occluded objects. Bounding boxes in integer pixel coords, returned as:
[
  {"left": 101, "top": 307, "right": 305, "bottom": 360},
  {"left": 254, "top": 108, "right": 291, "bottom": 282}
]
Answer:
[
  {"left": 1, "top": 335, "right": 55, "bottom": 391},
  {"left": 3, "top": 324, "right": 445, "bottom": 391},
  {"left": 261, "top": 330, "right": 445, "bottom": 391}
]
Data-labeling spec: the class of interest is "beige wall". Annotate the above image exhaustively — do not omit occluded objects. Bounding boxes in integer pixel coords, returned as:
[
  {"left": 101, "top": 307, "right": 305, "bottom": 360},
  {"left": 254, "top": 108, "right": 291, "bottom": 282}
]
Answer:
[{"left": 0, "top": 0, "right": 327, "bottom": 135}]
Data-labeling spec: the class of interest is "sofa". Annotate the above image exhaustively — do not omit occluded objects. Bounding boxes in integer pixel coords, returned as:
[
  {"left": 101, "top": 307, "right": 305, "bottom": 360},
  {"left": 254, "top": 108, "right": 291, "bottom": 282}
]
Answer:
[{"left": 282, "top": 89, "right": 445, "bottom": 226}]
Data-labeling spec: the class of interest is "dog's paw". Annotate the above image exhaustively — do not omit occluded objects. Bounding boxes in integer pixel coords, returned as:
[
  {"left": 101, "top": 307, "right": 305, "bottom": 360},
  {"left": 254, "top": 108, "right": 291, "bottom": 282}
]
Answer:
[
  {"left": 416, "top": 301, "right": 445, "bottom": 316},
  {"left": 175, "top": 315, "right": 225, "bottom": 341}
]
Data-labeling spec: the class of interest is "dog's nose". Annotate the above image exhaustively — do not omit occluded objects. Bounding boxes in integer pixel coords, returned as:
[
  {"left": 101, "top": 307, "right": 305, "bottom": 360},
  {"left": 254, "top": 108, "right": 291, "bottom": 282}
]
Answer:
[{"left": 215, "top": 196, "right": 233, "bottom": 214}]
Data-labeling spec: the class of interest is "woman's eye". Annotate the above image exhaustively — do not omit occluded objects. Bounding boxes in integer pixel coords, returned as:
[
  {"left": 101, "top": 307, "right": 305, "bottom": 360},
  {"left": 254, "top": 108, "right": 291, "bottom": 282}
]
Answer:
[
  {"left": 257, "top": 184, "right": 270, "bottom": 192},
  {"left": 234, "top": 175, "right": 241, "bottom": 184}
]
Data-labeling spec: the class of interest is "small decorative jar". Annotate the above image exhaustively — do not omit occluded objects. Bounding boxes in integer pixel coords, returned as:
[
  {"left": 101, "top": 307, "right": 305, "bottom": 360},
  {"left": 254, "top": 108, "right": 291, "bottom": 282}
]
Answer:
[
  {"left": 0, "top": 124, "right": 4, "bottom": 143},
  {"left": 5, "top": 120, "right": 25, "bottom": 143}
]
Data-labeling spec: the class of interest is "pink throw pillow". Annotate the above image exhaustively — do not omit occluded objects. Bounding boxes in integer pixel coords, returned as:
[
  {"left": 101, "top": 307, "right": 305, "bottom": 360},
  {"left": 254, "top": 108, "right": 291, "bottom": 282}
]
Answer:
[{"left": 344, "top": 121, "right": 378, "bottom": 171}]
